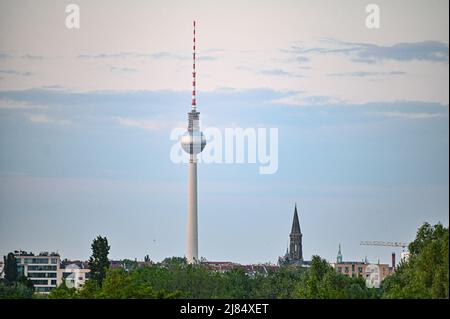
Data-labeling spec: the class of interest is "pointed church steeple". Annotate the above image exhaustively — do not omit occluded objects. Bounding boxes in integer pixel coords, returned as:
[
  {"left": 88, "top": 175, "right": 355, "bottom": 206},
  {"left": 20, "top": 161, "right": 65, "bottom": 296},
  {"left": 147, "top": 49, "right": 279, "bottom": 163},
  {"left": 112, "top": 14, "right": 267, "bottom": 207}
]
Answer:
[
  {"left": 291, "top": 203, "right": 301, "bottom": 234},
  {"left": 337, "top": 243, "right": 343, "bottom": 264},
  {"left": 288, "top": 203, "right": 303, "bottom": 263}
]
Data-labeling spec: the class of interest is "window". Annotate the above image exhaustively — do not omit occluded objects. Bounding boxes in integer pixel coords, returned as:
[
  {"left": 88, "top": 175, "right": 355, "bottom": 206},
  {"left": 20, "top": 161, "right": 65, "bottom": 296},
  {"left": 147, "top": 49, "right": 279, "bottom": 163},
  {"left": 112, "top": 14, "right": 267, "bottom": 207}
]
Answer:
[
  {"left": 50, "top": 258, "right": 59, "bottom": 264},
  {"left": 34, "top": 258, "right": 49, "bottom": 264},
  {"left": 35, "top": 286, "right": 52, "bottom": 293},
  {"left": 31, "top": 279, "right": 49, "bottom": 285},
  {"left": 24, "top": 258, "right": 49, "bottom": 264},
  {"left": 50, "top": 280, "right": 57, "bottom": 286},
  {"left": 351, "top": 264, "right": 355, "bottom": 272},
  {"left": 358, "top": 267, "right": 363, "bottom": 273},
  {"left": 16, "top": 258, "right": 22, "bottom": 264},
  {"left": 27, "top": 265, "right": 57, "bottom": 271},
  {"left": 27, "top": 272, "right": 57, "bottom": 278},
  {"left": 345, "top": 267, "right": 349, "bottom": 273}
]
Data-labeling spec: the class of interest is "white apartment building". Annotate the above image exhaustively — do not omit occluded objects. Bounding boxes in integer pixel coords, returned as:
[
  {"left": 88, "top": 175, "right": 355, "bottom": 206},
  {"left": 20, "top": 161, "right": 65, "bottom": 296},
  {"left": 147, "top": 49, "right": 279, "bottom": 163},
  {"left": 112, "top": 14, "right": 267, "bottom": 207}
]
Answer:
[{"left": 14, "top": 250, "right": 62, "bottom": 293}]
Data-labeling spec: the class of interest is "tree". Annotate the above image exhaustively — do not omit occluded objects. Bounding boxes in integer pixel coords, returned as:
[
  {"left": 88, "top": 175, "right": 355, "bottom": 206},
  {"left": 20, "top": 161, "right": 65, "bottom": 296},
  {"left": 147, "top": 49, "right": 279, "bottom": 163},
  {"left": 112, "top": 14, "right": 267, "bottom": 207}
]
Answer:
[
  {"left": 122, "top": 259, "right": 138, "bottom": 271},
  {"left": 3, "top": 253, "right": 18, "bottom": 284},
  {"left": 88, "top": 236, "right": 111, "bottom": 286},
  {"left": 382, "top": 223, "right": 449, "bottom": 299},
  {"left": 17, "top": 275, "right": 34, "bottom": 290},
  {"left": 0, "top": 281, "right": 33, "bottom": 299},
  {"left": 293, "top": 255, "right": 374, "bottom": 299},
  {"left": 144, "top": 255, "right": 151, "bottom": 263},
  {"left": 48, "top": 281, "right": 77, "bottom": 299}
]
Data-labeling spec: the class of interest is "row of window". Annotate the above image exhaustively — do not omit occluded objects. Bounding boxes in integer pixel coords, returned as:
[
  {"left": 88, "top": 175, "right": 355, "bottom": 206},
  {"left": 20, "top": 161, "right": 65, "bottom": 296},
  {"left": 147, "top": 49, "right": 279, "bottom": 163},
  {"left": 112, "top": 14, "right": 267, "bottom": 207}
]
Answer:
[
  {"left": 30, "top": 279, "right": 57, "bottom": 286},
  {"left": 35, "top": 286, "right": 53, "bottom": 293},
  {"left": 336, "top": 266, "right": 364, "bottom": 273},
  {"left": 27, "top": 265, "right": 57, "bottom": 271},
  {"left": 27, "top": 272, "right": 57, "bottom": 278},
  {"left": 16, "top": 257, "right": 59, "bottom": 265}
]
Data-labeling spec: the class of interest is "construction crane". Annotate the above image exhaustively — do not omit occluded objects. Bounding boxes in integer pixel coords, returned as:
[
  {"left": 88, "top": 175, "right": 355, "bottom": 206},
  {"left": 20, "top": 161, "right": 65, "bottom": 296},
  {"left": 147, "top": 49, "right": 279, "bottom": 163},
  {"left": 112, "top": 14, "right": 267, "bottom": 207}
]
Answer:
[
  {"left": 360, "top": 241, "right": 408, "bottom": 249},
  {"left": 360, "top": 241, "right": 409, "bottom": 271}
]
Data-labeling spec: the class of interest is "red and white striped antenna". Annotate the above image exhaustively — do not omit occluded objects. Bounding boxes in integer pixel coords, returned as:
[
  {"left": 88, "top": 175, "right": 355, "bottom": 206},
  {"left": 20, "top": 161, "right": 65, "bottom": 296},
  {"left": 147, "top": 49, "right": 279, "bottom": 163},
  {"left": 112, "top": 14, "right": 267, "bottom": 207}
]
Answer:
[{"left": 192, "top": 20, "right": 196, "bottom": 110}]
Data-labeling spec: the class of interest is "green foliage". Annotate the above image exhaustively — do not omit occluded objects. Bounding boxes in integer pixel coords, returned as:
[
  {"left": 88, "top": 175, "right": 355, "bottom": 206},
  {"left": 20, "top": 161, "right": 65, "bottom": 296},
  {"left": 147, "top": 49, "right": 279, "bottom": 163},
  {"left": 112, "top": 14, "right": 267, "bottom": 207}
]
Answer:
[
  {"left": 88, "top": 236, "right": 111, "bottom": 286},
  {"left": 48, "top": 281, "right": 77, "bottom": 299},
  {"left": 11, "top": 223, "right": 446, "bottom": 300},
  {"left": 161, "top": 256, "right": 187, "bottom": 267},
  {"left": 3, "top": 253, "right": 18, "bottom": 283},
  {"left": 293, "top": 256, "right": 375, "bottom": 299},
  {"left": 382, "top": 223, "right": 449, "bottom": 299},
  {"left": 121, "top": 259, "right": 138, "bottom": 271},
  {"left": 0, "top": 280, "right": 33, "bottom": 299}
]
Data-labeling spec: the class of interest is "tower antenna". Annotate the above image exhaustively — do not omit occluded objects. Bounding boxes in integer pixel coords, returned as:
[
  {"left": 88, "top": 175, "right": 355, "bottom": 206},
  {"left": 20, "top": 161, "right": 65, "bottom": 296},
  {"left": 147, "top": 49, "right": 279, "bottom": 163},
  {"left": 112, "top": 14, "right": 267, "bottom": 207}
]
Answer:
[{"left": 192, "top": 20, "right": 196, "bottom": 110}]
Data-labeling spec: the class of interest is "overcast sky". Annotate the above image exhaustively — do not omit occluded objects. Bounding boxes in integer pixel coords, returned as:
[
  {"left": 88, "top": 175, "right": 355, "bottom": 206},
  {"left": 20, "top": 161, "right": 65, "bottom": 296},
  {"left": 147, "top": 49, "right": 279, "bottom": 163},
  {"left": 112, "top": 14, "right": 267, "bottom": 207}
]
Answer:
[{"left": 0, "top": 0, "right": 448, "bottom": 265}]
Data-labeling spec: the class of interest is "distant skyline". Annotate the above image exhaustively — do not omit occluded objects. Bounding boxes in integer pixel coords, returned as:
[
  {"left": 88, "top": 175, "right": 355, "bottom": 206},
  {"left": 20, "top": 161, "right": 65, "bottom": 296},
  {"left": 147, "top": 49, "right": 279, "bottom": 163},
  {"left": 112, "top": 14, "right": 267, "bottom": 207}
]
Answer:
[{"left": 0, "top": 0, "right": 448, "bottom": 265}]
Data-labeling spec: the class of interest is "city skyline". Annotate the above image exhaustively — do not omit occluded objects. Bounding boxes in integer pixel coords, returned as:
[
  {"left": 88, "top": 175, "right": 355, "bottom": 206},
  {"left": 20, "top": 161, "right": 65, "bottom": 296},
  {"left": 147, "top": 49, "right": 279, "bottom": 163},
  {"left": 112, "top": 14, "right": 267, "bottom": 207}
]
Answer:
[{"left": 0, "top": 0, "right": 449, "bottom": 265}]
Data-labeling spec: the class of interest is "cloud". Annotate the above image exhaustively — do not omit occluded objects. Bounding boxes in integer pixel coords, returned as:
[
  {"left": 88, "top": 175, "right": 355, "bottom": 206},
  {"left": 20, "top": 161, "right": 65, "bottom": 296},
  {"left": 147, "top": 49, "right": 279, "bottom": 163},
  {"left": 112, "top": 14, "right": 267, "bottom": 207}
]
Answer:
[
  {"left": 0, "top": 69, "right": 33, "bottom": 76},
  {"left": 114, "top": 117, "right": 164, "bottom": 131},
  {"left": 269, "top": 92, "right": 344, "bottom": 106},
  {"left": 108, "top": 65, "right": 137, "bottom": 73},
  {"left": 239, "top": 66, "right": 304, "bottom": 78},
  {"left": 371, "top": 111, "right": 445, "bottom": 120},
  {"left": 328, "top": 71, "right": 407, "bottom": 77},
  {"left": 78, "top": 52, "right": 139, "bottom": 59},
  {"left": 0, "top": 52, "right": 12, "bottom": 59},
  {"left": 0, "top": 98, "right": 34, "bottom": 109},
  {"left": 78, "top": 51, "right": 217, "bottom": 61},
  {"left": 292, "top": 40, "right": 449, "bottom": 63},
  {"left": 39, "top": 85, "right": 65, "bottom": 90},
  {"left": 150, "top": 51, "right": 216, "bottom": 61},
  {"left": 21, "top": 54, "right": 44, "bottom": 60},
  {"left": 260, "top": 69, "right": 304, "bottom": 78},
  {"left": 27, "top": 114, "right": 72, "bottom": 126}
]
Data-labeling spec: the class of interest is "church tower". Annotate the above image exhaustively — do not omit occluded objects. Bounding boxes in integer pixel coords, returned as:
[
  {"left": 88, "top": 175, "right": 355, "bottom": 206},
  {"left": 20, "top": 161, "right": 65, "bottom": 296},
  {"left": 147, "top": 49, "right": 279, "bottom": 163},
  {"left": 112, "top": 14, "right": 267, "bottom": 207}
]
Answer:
[{"left": 289, "top": 204, "right": 303, "bottom": 262}]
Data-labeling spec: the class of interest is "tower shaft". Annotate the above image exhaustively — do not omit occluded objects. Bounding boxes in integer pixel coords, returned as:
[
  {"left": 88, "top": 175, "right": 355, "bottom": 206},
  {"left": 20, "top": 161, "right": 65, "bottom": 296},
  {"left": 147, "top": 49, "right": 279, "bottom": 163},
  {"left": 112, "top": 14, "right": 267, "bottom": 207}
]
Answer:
[{"left": 187, "top": 158, "right": 198, "bottom": 263}]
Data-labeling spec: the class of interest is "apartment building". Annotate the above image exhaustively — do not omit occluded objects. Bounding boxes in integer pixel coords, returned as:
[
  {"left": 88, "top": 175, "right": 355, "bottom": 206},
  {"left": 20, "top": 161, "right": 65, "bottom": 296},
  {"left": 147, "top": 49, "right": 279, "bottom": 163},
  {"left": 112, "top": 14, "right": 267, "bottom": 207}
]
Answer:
[{"left": 14, "top": 250, "right": 62, "bottom": 293}]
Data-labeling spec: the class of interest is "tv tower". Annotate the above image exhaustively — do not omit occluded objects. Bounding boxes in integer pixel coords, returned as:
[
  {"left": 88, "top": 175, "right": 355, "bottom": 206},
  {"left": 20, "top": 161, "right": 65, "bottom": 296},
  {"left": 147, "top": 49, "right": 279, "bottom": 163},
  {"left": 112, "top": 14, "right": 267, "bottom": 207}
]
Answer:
[{"left": 181, "top": 20, "right": 206, "bottom": 264}]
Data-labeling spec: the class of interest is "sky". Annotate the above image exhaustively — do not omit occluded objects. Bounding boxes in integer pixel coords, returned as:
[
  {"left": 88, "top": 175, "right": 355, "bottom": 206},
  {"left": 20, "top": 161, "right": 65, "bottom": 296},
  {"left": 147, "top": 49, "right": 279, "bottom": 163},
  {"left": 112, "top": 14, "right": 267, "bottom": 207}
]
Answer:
[{"left": 0, "top": 0, "right": 448, "bottom": 265}]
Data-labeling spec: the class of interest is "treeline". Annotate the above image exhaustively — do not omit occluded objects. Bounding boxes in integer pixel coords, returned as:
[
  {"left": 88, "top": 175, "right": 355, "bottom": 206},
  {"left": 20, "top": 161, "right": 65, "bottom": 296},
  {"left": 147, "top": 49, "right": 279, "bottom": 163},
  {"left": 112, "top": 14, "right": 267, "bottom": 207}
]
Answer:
[
  {"left": 1, "top": 222, "right": 448, "bottom": 299},
  {"left": 48, "top": 255, "right": 377, "bottom": 299}
]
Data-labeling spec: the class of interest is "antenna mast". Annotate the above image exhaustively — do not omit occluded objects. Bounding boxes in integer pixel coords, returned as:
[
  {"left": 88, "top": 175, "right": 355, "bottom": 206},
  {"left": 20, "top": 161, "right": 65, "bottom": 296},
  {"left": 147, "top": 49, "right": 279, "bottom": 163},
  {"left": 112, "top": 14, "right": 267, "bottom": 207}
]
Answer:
[{"left": 192, "top": 20, "right": 196, "bottom": 110}]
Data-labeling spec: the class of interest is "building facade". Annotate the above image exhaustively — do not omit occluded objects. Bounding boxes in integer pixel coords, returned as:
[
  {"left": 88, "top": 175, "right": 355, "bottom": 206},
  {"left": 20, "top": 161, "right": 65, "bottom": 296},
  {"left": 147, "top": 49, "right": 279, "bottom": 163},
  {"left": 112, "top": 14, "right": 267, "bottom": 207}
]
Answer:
[
  {"left": 60, "top": 263, "right": 90, "bottom": 289},
  {"left": 14, "top": 250, "right": 62, "bottom": 293},
  {"left": 330, "top": 245, "right": 392, "bottom": 288}
]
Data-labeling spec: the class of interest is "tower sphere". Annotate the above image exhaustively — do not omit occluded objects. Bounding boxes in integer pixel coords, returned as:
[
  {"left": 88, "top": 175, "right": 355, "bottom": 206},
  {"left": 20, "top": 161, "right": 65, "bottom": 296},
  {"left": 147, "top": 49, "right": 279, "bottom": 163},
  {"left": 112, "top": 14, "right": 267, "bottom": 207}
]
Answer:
[{"left": 181, "top": 130, "right": 206, "bottom": 155}]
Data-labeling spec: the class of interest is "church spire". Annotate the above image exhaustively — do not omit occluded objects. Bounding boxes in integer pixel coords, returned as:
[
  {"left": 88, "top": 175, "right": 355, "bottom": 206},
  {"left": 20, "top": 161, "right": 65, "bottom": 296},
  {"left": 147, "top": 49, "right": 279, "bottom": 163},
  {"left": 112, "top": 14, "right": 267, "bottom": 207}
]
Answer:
[
  {"left": 291, "top": 203, "right": 301, "bottom": 234},
  {"left": 288, "top": 203, "right": 303, "bottom": 263},
  {"left": 337, "top": 243, "right": 343, "bottom": 263}
]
